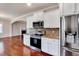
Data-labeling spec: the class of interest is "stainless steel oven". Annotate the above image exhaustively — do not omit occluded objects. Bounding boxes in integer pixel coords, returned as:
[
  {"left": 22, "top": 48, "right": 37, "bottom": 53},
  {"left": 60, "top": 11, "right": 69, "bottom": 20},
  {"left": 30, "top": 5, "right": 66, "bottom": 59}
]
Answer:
[{"left": 30, "top": 35, "right": 41, "bottom": 50}]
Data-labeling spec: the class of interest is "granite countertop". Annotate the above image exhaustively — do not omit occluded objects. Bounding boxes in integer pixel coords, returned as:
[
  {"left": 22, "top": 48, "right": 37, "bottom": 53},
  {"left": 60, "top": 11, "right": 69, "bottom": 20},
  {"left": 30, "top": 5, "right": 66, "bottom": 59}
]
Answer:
[
  {"left": 24, "top": 28, "right": 59, "bottom": 39},
  {"left": 42, "top": 35, "right": 59, "bottom": 39}
]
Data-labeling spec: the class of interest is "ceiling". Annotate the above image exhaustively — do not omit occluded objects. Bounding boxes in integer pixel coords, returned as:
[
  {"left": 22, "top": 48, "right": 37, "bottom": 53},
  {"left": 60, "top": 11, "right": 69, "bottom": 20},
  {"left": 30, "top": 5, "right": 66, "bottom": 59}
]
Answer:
[{"left": 0, "top": 3, "right": 57, "bottom": 20}]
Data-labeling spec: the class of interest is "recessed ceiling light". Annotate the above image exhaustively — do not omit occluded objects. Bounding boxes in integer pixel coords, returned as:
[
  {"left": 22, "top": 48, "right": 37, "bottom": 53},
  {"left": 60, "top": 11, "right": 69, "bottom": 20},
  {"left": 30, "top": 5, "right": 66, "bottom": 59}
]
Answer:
[{"left": 27, "top": 3, "right": 32, "bottom": 6}]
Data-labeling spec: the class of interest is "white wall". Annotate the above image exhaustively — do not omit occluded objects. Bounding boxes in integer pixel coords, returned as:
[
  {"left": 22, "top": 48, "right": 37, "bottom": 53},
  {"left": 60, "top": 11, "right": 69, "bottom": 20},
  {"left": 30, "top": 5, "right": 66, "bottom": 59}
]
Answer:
[
  {"left": 0, "top": 19, "right": 26, "bottom": 38},
  {"left": 0, "top": 19, "right": 11, "bottom": 38},
  {"left": 12, "top": 21, "right": 26, "bottom": 36}
]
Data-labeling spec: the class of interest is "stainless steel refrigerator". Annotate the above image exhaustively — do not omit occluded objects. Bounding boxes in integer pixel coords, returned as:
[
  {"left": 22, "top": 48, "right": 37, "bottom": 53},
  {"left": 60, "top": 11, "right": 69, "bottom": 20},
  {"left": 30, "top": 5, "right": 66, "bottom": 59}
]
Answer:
[{"left": 60, "top": 15, "right": 79, "bottom": 56}]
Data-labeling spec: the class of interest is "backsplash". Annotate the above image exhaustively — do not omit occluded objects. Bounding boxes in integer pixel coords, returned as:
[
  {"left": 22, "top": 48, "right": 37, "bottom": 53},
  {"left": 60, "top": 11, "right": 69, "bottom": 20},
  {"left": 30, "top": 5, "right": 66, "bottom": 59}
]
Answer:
[
  {"left": 42, "top": 28, "right": 59, "bottom": 39},
  {"left": 26, "top": 28, "right": 59, "bottom": 39}
]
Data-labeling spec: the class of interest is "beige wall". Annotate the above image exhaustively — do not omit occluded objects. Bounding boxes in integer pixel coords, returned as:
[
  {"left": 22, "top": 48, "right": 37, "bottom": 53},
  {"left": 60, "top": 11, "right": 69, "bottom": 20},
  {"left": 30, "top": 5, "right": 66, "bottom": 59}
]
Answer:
[
  {"left": 12, "top": 21, "right": 26, "bottom": 36},
  {"left": 0, "top": 18, "right": 11, "bottom": 38}
]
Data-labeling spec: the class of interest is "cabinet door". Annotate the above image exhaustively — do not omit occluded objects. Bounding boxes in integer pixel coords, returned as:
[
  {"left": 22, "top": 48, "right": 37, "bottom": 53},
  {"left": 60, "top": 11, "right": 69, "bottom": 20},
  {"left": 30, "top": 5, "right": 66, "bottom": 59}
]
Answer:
[
  {"left": 53, "top": 39, "right": 60, "bottom": 56},
  {"left": 33, "top": 13, "right": 39, "bottom": 22},
  {"left": 41, "top": 38, "right": 49, "bottom": 53},
  {"left": 26, "top": 15, "right": 33, "bottom": 28},
  {"left": 23, "top": 35, "right": 30, "bottom": 46},
  {"left": 23, "top": 35, "right": 27, "bottom": 45},
  {"left": 33, "top": 11, "right": 44, "bottom": 21},
  {"left": 26, "top": 38, "right": 30, "bottom": 46},
  {"left": 75, "top": 3, "right": 79, "bottom": 14},
  {"left": 44, "top": 11, "right": 52, "bottom": 28},
  {"left": 48, "top": 39, "right": 55, "bottom": 55},
  {"left": 63, "top": 3, "right": 75, "bottom": 16},
  {"left": 50, "top": 10, "right": 60, "bottom": 28},
  {"left": 53, "top": 45, "right": 60, "bottom": 56},
  {"left": 44, "top": 9, "right": 60, "bottom": 28},
  {"left": 48, "top": 39, "right": 60, "bottom": 56}
]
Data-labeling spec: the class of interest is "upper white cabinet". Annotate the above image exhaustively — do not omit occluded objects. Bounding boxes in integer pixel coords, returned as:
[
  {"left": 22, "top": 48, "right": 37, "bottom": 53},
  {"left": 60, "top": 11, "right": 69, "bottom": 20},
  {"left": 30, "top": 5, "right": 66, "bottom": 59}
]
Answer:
[
  {"left": 26, "top": 11, "right": 44, "bottom": 28},
  {"left": 26, "top": 15, "right": 33, "bottom": 28},
  {"left": 75, "top": 3, "right": 79, "bottom": 14},
  {"left": 60, "top": 3, "right": 79, "bottom": 15},
  {"left": 44, "top": 12, "right": 50, "bottom": 28},
  {"left": 62, "top": 3, "right": 75, "bottom": 16},
  {"left": 26, "top": 8, "right": 60, "bottom": 28},
  {"left": 33, "top": 11, "right": 44, "bottom": 21},
  {"left": 44, "top": 9, "right": 60, "bottom": 28}
]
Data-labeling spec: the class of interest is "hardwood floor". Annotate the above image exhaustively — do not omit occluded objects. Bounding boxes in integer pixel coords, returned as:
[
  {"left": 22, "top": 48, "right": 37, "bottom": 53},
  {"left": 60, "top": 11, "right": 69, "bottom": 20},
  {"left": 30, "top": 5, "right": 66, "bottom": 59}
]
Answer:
[{"left": 0, "top": 35, "right": 52, "bottom": 56}]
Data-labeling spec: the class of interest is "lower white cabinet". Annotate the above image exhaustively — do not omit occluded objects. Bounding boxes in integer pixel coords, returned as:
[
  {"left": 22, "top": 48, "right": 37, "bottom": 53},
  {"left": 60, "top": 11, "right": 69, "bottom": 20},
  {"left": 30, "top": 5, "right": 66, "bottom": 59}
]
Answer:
[
  {"left": 42, "top": 37, "right": 60, "bottom": 56},
  {"left": 41, "top": 38, "right": 49, "bottom": 53},
  {"left": 23, "top": 34, "right": 30, "bottom": 46}
]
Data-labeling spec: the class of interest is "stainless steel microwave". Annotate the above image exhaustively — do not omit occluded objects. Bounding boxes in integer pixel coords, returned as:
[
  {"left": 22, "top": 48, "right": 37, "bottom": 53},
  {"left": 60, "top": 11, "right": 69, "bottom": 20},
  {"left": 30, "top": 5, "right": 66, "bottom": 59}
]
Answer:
[{"left": 33, "top": 21, "right": 44, "bottom": 29}]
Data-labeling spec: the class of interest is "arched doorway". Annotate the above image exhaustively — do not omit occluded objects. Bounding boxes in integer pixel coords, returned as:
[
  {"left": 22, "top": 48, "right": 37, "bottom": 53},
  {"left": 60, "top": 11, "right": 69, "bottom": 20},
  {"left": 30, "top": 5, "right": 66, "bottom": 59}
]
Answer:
[{"left": 12, "top": 20, "right": 26, "bottom": 43}]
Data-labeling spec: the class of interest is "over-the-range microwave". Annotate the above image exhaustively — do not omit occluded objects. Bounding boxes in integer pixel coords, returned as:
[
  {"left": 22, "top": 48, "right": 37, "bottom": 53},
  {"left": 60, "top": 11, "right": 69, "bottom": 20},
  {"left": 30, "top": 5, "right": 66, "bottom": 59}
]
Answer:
[{"left": 33, "top": 21, "right": 44, "bottom": 29}]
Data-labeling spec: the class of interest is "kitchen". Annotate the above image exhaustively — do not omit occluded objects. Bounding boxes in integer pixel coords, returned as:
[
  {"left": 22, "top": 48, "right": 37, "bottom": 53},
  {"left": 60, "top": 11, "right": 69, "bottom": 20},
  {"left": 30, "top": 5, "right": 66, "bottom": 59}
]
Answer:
[
  {"left": 23, "top": 3, "right": 60, "bottom": 56},
  {"left": 21, "top": 3, "right": 79, "bottom": 56},
  {"left": 0, "top": 3, "right": 60, "bottom": 56},
  {"left": 0, "top": 3, "right": 79, "bottom": 56}
]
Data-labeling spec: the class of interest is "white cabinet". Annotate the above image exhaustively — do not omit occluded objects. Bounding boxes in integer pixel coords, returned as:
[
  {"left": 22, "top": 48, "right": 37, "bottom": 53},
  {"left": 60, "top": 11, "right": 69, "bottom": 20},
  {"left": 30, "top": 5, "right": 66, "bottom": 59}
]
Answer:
[
  {"left": 44, "top": 12, "right": 50, "bottom": 28},
  {"left": 44, "top": 9, "right": 60, "bottom": 28},
  {"left": 75, "top": 3, "right": 79, "bottom": 14},
  {"left": 26, "top": 15, "right": 33, "bottom": 28},
  {"left": 42, "top": 37, "right": 60, "bottom": 56},
  {"left": 61, "top": 3, "right": 79, "bottom": 15},
  {"left": 47, "top": 39, "right": 55, "bottom": 55},
  {"left": 62, "top": 3, "right": 75, "bottom": 16},
  {"left": 33, "top": 11, "right": 44, "bottom": 21},
  {"left": 53, "top": 39, "right": 60, "bottom": 56},
  {"left": 26, "top": 11, "right": 44, "bottom": 28},
  {"left": 42, "top": 38, "right": 49, "bottom": 53},
  {"left": 23, "top": 34, "right": 30, "bottom": 46},
  {"left": 26, "top": 10, "right": 60, "bottom": 28},
  {"left": 48, "top": 39, "right": 60, "bottom": 56}
]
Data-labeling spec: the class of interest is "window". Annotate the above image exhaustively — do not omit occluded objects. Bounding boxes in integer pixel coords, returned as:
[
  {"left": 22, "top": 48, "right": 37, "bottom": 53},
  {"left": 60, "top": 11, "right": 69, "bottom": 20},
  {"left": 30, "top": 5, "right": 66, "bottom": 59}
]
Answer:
[{"left": 0, "top": 24, "right": 3, "bottom": 33}]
